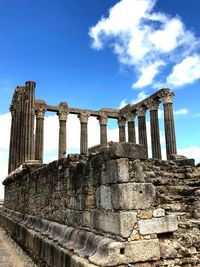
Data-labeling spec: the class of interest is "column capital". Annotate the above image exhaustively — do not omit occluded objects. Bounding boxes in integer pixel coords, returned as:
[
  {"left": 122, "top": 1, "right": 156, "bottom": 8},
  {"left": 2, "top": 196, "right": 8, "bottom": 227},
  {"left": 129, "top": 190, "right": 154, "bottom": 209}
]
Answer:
[
  {"left": 148, "top": 98, "right": 161, "bottom": 111},
  {"left": 161, "top": 91, "right": 175, "bottom": 104},
  {"left": 78, "top": 111, "right": 90, "bottom": 123},
  {"left": 98, "top": 112, "right": 108, "bottom": 125},
  {"left": 137, "top": 106, "right": 147, "bottom": 117},
  {"left": 58, "top": 102, "right": 69, "bottom": 121},
  {"left": 36, "top": 106, "right": 46, "bottom": 119},
  {"left": 118, "top": 116, "right": 126, "bottom": 127},
  {"left": 125, "top": 112, "right": 136, "bottom": 122}
]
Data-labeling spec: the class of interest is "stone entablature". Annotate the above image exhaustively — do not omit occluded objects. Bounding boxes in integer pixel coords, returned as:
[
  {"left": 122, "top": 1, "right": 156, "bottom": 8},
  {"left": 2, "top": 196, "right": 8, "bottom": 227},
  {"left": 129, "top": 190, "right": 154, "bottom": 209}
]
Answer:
[{"left": 1, "top": 143, "right": 200, "bottom": 266}]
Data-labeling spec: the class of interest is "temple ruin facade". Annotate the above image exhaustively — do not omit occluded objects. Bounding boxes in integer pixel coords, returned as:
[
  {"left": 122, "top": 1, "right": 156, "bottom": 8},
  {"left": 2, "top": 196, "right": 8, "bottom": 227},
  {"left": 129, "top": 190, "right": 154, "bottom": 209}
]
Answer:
[
  {"left": 8, "top": 81, "right": 177, "bottom": 173},
  {"left": 1, "top": 81, "right": 200, "bottom": 267}
]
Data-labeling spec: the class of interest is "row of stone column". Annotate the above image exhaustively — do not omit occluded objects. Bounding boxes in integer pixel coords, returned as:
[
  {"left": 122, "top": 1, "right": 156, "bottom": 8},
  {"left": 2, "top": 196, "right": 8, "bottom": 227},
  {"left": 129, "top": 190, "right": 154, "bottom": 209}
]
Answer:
[
  {"left": 8, "top": 81, "right": 36, "bottom": 173},
  {"left": 34, "top": 91, "right": 176, "bottom": 162},
  {"left": 117, "top": 91, "right": 177, "bottom": 159},
  {"left": 34, "top": 108, "right": 109, "bottom": 161},
  {"left": 31, "top": 93, "right": 177, "bottom": 169}
]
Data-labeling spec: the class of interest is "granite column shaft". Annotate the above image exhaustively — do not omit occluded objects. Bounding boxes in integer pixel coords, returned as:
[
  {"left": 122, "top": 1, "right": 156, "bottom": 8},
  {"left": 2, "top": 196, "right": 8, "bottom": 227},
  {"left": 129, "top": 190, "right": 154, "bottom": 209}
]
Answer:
[
  {"left": 137, "top": 107, "right": 148, "bottom": 157},
  {"left": 162, "top": 92, "right": 177, "bottom": 159},
  {"left": 118, "top": 117, "right": 126, "bottom": 142},
  {"left": 35, "top": 109, "right": 45, "bottom": 162},
  {"left": 79, "top": 112, "right": 89, "bottom": 155},
  {"left": 149, "top": 101, "right": 161, "bottom": 159},
  {"left": 98, "top": 113, "right": 108, "bottom": 148},
  {"left": 126, "top": 113, "right": 136, "bottom": 143}
]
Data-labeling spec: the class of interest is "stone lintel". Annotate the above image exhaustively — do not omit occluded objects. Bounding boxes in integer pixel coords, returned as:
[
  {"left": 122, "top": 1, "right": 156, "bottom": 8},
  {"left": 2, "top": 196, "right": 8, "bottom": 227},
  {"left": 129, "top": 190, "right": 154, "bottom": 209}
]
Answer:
[{"left": 119, "top": 88, "right": 171, "bottom": 116}]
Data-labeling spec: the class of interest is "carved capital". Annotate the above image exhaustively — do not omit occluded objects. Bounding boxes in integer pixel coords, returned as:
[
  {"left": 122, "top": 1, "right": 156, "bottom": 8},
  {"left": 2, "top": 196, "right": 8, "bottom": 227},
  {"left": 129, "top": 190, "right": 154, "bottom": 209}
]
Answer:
[
  {"left": 98, "top": 112, "right": 108, "bottom": 125},
  {"left": 148, "top": 99, "right": 161, "bottom": 111},
  {"left": 78, "top": 111, "right": 90, "bottom": 123},
  {"left": 36, "top": 107, "right": 46, "bottom": 119},
  {"left": 161, "top": 91, "right": 175, "bottom": 104},
  {"left": 137, "top": 106, "right": 147, "bottom": 117},
  {"left": 118, "top": 117, "right": 126, "bottom": 127},
  {"left": 58, "top": 102, "right": 69, "bottom": 121},
  {"left": 125, "top": 112, "right": 136, "bottom": 122}
]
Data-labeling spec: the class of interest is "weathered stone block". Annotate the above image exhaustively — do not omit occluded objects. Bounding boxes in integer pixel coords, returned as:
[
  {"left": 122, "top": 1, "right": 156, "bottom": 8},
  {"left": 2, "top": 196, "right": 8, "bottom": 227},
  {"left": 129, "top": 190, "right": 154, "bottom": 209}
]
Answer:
[
  {"left": 82, "top": 211, "right": 93, "bottom": 228},
  {"left": 85, "top": 194, "right": 95, "bottom": 209},
  {"left": 95, "top": 186, "right": 112, "bottom": 210},
  {"left": 124, "top": 239, "right": 160, "bottom": 262},
  {"left": 89, "top": 239, "right": 160, "bottom": 266},
  {"left": 105, "top": 158, "right": 129, "bottom": 184},
  {"left": 138, "top": 215, "right": 178, "bottom": 235},
  {"left": 160, "top": 242, "right": 177, "bottom": 259},
  {"left": 153, "top": 208, "right": 165, "bottom": 218},
  {"left": 139, "top": 210, "right": 153, "bottom": 219},
  {"left": 93, "top": 210, "right": 137, "bottom": 238},
  {"left": 102, "top": 142, "right": 147, "bottom": 160},
  {"left": 111, "top": 183, "right": 155, "bottom": 210}
]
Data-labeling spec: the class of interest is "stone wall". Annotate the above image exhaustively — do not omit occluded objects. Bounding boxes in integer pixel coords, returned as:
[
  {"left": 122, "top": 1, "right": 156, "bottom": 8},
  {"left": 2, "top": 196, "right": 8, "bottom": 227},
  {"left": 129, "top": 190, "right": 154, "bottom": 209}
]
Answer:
[{"left": 1, "top": 143, "right": 200, "bottom": 266}]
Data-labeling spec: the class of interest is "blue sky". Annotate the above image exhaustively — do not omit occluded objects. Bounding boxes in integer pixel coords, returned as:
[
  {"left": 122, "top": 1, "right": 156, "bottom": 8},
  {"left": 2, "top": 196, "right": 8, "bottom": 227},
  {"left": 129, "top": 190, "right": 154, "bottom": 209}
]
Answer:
[{"left": 1, "top": 0, "right": 200, "bottom": 197}]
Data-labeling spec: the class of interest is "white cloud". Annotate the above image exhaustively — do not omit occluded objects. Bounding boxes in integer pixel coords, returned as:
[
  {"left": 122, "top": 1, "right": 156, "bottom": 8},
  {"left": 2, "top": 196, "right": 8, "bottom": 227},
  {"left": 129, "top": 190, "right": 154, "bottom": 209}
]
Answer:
[
  {"left": 174, "top": 108, "right": 189, "bottom": 116},
  {"left": 131, "top": 91, "right": 149, "bottom": 104},
  {"left": 167, "top": 54, "right": 200, "bottom": 87},
  {"left": 89, "top": 0, "right": 200, "bottom": 88},
  {"left": 178, "top": 146, "right": 200, "bottom": 164},
  {"left": 119, "top": 91, "right": 149, "bottom": 108},
  {"left": 133, "top": 61, "right": 165, "bottom": 88},
  {"left": 119, "top": 99, "right": 128, "bottom": 109}
]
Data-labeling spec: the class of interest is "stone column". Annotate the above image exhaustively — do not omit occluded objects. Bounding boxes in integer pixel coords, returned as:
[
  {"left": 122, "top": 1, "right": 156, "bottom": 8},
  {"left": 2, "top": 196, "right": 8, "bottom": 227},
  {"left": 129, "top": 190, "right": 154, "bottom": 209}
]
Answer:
[
  {"left": 15, "top": 88, "right": 23, "bottom": 168},
  {"left": 162, "top": 90, "right": 177, "bottom": 159},
  {"left": 126, "top": 112, "right": 136, "bottom": 143},
  {"left": 98, "top": 112, "right": 108, "bottom": 148},
  {"left": 78, "top": 111, "right": 89, "bottom": 155},
  {"left": 149, "top": 99, "right": 162, "bottom": 159},
  {"left": 118, "top": 117, "right": 126, "bottom": 142},
  {"left": 19, "top": 88, "right": 26, "bottom": 166},
  {"left": 137, "top": 106, "right": 148, "bottom": 157},
  {"left": 8, "top": 105, "right": 15, "bottom": 173},
  {"left": 24, "top": 81, "right": 36, "bottom": 162},
  {"left": 35, "top": 106, "right": 46, "bottom": 162},
  {"left": 58, "top": 102, "right": 68, "bottom": 159}
]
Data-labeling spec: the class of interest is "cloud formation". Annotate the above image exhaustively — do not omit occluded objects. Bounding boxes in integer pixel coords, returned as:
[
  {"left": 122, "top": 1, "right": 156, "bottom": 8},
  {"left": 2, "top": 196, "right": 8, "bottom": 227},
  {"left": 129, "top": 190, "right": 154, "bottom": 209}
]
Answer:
[
  {"left": 120, "top": 91, "right": 149, "bottom": 108},
  {"left": 89, "top": 0, "right": 200, "bottom": 88}
]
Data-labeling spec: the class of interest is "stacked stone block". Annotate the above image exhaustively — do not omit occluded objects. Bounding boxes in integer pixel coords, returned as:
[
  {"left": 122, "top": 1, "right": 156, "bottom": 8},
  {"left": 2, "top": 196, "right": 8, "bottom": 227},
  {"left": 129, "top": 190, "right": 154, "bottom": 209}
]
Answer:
[{"left": 2, "top": 143, "right": 199, "bottom": 266}]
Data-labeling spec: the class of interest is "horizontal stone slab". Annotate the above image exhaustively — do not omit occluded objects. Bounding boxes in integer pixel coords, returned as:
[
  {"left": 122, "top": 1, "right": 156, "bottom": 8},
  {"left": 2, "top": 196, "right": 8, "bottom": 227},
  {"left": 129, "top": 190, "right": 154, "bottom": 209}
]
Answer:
[
  {"left": 93, "top": 210, "right": 137, "bottom": 238},
  {"left": 101, "top": 142, "right": 147, "bottom": 160},
  {"left": 89, "top": 239, "right": 160, "bottom": 266},
  {"left": 138, "top": 215, "right": 178, "bottom": 235},
  {"left": 111, "top": 183, "right": 156, "bottom": 210}
]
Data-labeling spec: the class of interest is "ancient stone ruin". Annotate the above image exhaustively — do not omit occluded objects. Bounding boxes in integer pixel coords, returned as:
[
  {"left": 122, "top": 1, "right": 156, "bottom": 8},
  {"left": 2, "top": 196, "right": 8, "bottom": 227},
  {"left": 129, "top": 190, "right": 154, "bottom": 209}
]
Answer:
[{"left": 1, "top": 81, "right": 200, "bottom": 267}]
